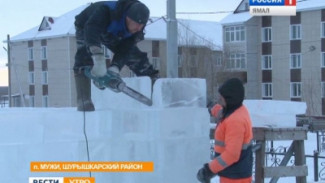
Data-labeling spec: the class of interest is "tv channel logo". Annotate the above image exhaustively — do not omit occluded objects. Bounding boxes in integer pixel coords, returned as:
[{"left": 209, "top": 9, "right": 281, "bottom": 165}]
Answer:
[{"left": 249, "top": 0, "right": 296, "bottom": 16}]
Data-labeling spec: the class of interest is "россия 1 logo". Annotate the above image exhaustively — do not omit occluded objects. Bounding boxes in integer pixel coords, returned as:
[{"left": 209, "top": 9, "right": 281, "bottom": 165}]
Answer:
[{"left": 249, "top": 0, "right": 296, "bottom": 16}]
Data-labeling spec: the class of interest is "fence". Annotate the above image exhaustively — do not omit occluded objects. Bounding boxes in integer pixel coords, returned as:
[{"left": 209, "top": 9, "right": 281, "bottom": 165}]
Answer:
[{"left": 259, "top": 142, "right": 325, "bottom": 182}]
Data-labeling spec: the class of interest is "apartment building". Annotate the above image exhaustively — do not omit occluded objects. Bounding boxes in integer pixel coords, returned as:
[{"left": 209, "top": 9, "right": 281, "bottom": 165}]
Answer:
[
  {"left": 8, "top": 4, "right": 222, "bottom": 108},
  {"left": 220, "top": 0, "right": 325, "bottom": 116}
]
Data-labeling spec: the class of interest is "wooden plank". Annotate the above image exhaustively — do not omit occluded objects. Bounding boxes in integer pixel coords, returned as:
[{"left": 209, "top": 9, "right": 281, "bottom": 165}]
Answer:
[
  {"left": 253, "top": 127, "right": 307, "bottom": 131},
  {"left": 253, "top": 128, "right": 266, "bottom": 140},
  {"left": 264, "top": 130, "right": 307, "bottom": 140},
  {"left": 309, "top": 122, "right": 325, "bottom": 131},
  {"left": 253, "top": 127, "right": 308, "bottom": 140},
  {"left": 264, "top": 166, "right": 308, "bottom": 178}
]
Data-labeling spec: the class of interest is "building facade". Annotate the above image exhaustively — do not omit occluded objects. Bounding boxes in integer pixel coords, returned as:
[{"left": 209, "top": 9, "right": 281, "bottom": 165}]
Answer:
[{"left": 221, "top": 0, "right": 325, "bottom": 116}]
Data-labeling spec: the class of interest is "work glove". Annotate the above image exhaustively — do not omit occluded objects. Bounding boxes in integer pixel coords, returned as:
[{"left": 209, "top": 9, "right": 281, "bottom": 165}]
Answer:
[
  {"left": 197, "top": 163, "right": 214, "bottom": 183},
  {"left": 89, "top": 46, "right": 107, "bottom": 77}
]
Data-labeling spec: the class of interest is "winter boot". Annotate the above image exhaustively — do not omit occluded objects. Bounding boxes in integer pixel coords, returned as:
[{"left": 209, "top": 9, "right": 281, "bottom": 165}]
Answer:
[{"left": 74, "top": 73, "right": 95, "bottom": 111}]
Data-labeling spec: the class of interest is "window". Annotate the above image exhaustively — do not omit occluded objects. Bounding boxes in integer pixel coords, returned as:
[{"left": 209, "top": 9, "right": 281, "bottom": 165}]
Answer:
[
  {"left": 28, "top": 48, "right": 33, "bottom": 61},
  {"left": 290, "top": 24, "right": 301, "bottom": 40},
  {"left": 262, "top": 27, "right": 272, "bottom": 42},
  {"left": 321, "top": 52, "right": 325, "bottom": 67},
  {"left": 320, "top": 22, "right": 325, "bottom": 38},
  {"left": 235, "top": 26, "right": 245, "bottom": 41},
  {"left": 227, "top": 53, "right": 246, "bottom": 70},
  {"left": 262, "top": 83, "right": 272, "bottom": 97},
  {"left": 290, "top": 53, "right": 301, "bottom": 68},
  {"left": 41, "top": 46, "right": 47, "bottom": 59},
  {"left": 42, "top": 95, "right": 48, "bottom": 107},
  {"left": 225, "top": 27, "right": 234, "bottom": 42},
  {"left": 29, "top": 72, "right": 35, "bottom": 84},
  {"left": 42, "top": 71, "right": 48, "bottom": 84},
  {"left": 322, "top": 82, "right": 325, "bottom": 98},
  {"left": 225, "top": 26, "right": 245, "bottom": 42},
  {"left": 290, "top": 82, "right": 302, "bottom": 98},
  {"left": 29, "top": 96, "right": 35, "bottom": 107},
  {"left": 262, "top": 55, "right": 272, "bottom": 70},
  {"left": 151, "top": 57, "right": 161, "bottom": 70},
  {"left": 245, "top": 2, "right": 249, "bottom": 10}
]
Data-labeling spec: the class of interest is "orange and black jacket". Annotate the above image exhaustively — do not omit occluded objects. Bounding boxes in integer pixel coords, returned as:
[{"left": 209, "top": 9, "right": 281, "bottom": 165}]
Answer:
[{"left": 209, "top": 104, "right": 253, "bottom": 179}]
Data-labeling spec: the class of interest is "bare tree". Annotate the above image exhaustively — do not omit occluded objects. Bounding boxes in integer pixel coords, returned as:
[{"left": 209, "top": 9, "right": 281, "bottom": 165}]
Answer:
[
  {"left": 302, "top": 71, "right": 322, "bottom": 116},
  {"left": 177, "top": 21, "right": 223, "bottom": 102}
]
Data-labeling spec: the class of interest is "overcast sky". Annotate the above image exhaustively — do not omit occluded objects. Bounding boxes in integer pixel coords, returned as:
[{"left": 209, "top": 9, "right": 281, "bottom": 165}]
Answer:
[{"left": 0, "top": 0, "right": 242, "bottom": 70}]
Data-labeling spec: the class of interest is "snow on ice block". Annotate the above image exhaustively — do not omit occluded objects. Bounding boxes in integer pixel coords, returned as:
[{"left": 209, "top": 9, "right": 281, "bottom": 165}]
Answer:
[
  {"left": 243, "top": 100, "right": 307, "bottom": 128},
  {"left": 153, "top": 78, "right": 206, "bottom": 107},
  {"left": 92, "top": 76, "right": 152, "bottom": 109}
]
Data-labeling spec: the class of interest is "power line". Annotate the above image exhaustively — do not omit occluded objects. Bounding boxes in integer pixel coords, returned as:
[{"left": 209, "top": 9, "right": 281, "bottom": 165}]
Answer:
[
  {"left": 176, "top": 11, "right": 233, "bottom": 15},
  {"left": 176, "top": 20, "right": 220, "bottom": 49},
  {"left": 146, "top": 16, "right": 165, "bottom": 26}
]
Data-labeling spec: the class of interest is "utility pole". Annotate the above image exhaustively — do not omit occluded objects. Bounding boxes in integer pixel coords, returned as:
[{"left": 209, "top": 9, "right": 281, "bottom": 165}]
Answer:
[
  {"left": 166, "top": 0, "right": 178, "bottom": 78},
  {"left": 7, "top": 35, "right": 11, "bottom": 107}
]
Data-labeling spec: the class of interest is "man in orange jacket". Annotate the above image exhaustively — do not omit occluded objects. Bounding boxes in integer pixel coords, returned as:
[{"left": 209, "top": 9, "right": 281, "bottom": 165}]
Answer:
[{"left": 197, "top": 78, "right": 253, "bottom": 183}]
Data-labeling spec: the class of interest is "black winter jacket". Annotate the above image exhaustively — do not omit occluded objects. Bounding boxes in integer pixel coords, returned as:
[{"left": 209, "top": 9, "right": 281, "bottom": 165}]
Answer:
[{"left": 74, "top": 0, "right": 145, "bottom": 55}]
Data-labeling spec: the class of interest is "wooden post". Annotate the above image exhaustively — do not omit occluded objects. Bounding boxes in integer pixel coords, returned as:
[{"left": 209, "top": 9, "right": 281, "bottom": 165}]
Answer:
[
  {"left": 294, "top": 140, "right": 307, "bottom": 183},
  {"left": 255, "top": 140, "right": 265, "bottom": 183}
]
